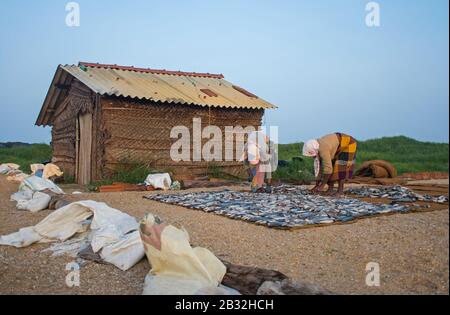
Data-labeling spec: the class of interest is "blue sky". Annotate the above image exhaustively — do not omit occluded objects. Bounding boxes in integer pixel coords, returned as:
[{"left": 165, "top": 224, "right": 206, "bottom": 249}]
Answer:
[{"left": 0, "top": 0, "right": 448, "bottom": 144}]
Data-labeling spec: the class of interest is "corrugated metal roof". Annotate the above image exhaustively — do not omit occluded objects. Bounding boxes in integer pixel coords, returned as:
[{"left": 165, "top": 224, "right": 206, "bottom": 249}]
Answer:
[
  {"left": 65, "top": 63, "right": 276, "bottom": 109},
  {"left": 36, "top": 63, "right": 276, "bottom": 126}
]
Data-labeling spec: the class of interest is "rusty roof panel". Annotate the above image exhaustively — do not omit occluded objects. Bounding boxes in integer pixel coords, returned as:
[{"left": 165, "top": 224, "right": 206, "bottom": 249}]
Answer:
[
  {"left": 36, "top": 63, "right": 277, "bottom": 126},
  {"left": 79, "top": 62, "right": 225, "bottom": 79},
  {"left": 63, "top": 63, "right": 276, "bottom": 109}
]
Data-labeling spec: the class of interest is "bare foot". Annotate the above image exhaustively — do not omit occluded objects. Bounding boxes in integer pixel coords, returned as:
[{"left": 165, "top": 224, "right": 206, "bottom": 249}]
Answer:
[
  {"left": 326, "top": 190, "right": 344, "bottom": 198},
  {"left": 333, "top": 191, "right": 345, "bottom": 198}
]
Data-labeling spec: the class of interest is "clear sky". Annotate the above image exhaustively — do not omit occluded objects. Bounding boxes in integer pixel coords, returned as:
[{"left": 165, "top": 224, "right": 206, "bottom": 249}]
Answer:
[{"left": 0, "top": 0, "right": 448, "bottom": 144}]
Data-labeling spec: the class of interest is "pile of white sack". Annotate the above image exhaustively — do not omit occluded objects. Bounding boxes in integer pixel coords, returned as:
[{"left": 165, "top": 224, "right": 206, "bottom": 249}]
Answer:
[
  {"left": 0, "top": 200, "right": 239, "bottom": 294},
  {"left": 0, "top": 163, "right": 20, "bottom": 174},
  {"left": 10, "top": 175, "right": 65, "bottom": 212},
  {"left": 1, "top": 162, "right": 64, "bottom": 184},
  {"left": 29, "top": 163, "right": 64, "bottom": 180},
  {"left": 0, "top": 200, "right": 145, "bottom": 271},
  {"left": 0, "top": 163, "right": 28, "bottom": 184},
  {"left": 0, "top": 162, "right": 65, "bottom": 213}
]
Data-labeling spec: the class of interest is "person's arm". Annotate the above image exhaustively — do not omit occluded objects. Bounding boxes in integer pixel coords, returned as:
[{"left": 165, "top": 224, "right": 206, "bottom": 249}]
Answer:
[
  {"left": 311, "top": 150, "right": 332, "bottom": 193},
  {"left": 312, "top": 174, "right": 331, "bottom": 193},
  {"left": 309, "top": 158, "right": 322, "bottom": 192}
]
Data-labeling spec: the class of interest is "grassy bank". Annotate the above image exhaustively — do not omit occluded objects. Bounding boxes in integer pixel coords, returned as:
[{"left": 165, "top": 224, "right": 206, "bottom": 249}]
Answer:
[
  {"left": 1, "top": 136, "right": 448, "bottom": 183},
  {"left": 0, "top": 144, "right": 52, "bottom": 173},
  {"left": 275, "top": 136, "right": 449, "bottom": 180}
]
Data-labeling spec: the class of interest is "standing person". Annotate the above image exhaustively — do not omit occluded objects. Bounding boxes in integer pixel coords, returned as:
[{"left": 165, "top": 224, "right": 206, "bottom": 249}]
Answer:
[
  {"left": 241, "top": 131, "right": 277, "bottom": 193},
  {"left": 263, "top": 139, "right": 278, "bottom": 193},
  {"left": 302, "top": 132, "right": 357, "bottom": 197}
]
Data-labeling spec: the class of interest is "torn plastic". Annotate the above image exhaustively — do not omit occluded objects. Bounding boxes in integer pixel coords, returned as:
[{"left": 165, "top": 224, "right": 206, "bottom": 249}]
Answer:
[
  {"left": 11, "top": 190, "right": 51, "bottom": 212},
  {"left": 0, "top": 163, "right": 20, "bottom": 175},
  {"left": 6, "top": 170, "right": 28, "bottom": 183},
  {"left": 145, "top": 173, "right": 172, "bottom": 190},
  {"left": 140, "top": 214, "right": 227, "bottom": 295},
  {"left": 0, "top": 200, "right": 145, "bottom": 271},
  {"left": 19, "top": 175, "right": 64, "bottom": 194},
  {"left": 42, "top": 163, "right": 63, "bottom": 179},
  {"left": 30, "top": 164, "right": 45, "bottom": 174}
]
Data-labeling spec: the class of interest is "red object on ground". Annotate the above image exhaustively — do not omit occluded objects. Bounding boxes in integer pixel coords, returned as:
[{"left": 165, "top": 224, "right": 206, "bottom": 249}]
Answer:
[
  {"left": 98, "top": 184, "right": 126, "bottom": 193},
  {"left": 98, "top": 183, "right": 147, "bottom": 193},
  {"left": 146, "top": 185, "right": 156, "bottom": 191}
]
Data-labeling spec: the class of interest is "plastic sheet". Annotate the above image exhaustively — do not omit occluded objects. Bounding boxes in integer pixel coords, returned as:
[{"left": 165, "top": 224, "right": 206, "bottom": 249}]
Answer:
[
  {"left": 0, "top": 200, "right": 145, "bottom": 271},
  {"left": 140, "top": 214, "right": 226, "bottom": 295},
  {"left": 145, "top": 173, "right": 172, "bottom": 190}
]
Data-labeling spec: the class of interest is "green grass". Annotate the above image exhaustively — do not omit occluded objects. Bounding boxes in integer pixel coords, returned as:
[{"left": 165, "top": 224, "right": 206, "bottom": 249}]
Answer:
[
  {"left": 0, "top": 144, "right": 52, "bottom": 173},
  {"left": 1, "top": 136, "right": 448, "bottom": 183},
  {"left": 276, "top": 136, "right": 449, "bottom": 177},
  {"left": 88, "top": 161, "right": 174, "bottom": 190},
  {"left": 272, "top": 158, "right": 315, "bottom": 181}
]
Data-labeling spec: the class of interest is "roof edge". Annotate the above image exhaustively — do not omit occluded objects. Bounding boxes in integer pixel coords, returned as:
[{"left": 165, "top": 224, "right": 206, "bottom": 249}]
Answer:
[
  {"left": 78, "top": 62, "right": 225, "bottom": 79},
  {"left": 35, "top": 65, "right": 65, "bottom": 126}
]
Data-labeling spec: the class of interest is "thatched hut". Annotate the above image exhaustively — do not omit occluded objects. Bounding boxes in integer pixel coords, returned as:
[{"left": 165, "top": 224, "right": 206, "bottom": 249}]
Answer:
[{"left": 36, "top": 62, "right": 276, "bottom": 184}]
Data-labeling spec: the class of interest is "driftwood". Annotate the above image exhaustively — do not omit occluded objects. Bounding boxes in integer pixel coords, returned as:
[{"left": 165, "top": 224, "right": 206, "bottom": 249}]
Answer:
[
  {"left": 221, "top": 261, "right": 287, "bottom": 295},
  {"left": 221, "top": 261, "right": 332, "bottom": 295},
  {"left": 257, "top": 279, "right": 333, "bottom": 295}
]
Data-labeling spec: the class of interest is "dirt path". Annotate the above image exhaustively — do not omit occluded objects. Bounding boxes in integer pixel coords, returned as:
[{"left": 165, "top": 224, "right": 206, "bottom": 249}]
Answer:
[{"left": 0, "top": 177, "right": 448, "bottom": 295}]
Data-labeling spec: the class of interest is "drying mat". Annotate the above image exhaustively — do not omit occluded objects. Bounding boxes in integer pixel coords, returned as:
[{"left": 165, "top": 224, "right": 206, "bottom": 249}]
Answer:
[{"left": 144, "top": 185, "right": 413, "bottom": 229}]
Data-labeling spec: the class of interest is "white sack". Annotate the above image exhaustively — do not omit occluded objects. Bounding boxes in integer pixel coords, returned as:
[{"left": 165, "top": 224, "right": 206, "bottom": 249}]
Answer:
[
  {"left": 6, "top": 171, "right": 28, "bottom": 183},
  {"left": 100, "top": 230, "right": 145, "bottom": 271},
  {"left": 0, "top": 227, "right": 42, "bottom": 248},
  {"left": 145, "top": 173, "right": 172, "bottom": 190},
  {"left": 42, "top": 163, "right": 63, "bottom": 179},
  {"left": 19, "top": 175, "right": 64, "bottom": 194},
  {"left": 14, "top": 191, "right": 51, "bottom": 213},
  {"left": 11, "top": 190, "right": 33, "bottom": 203},
  {"left": 0, "top": 163, "right": 20, "bottom": 175},
  {"left": 0, "top": 200, "right": 143, "bottom": 271}
]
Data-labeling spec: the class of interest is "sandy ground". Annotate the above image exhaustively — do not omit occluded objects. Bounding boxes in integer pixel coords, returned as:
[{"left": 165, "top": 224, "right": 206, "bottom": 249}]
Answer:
[
  {"left": 406, "top": 179, "right": 449, "bottom": 185},
  {"left": 0, "top": 176, "right": 448, "bottom": 295}
]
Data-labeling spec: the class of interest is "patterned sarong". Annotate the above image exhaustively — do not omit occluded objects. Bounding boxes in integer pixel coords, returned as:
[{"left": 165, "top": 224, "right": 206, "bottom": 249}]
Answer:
[
  {"left": 250, "top": 163, "right": 265, "bottom": 192},
  {"left": 330, "top": 133, "right": 358, "bottom": 181}
]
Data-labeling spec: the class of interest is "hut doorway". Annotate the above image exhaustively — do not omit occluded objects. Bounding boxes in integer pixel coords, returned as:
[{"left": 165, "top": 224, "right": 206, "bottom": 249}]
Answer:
[{"left": 76, "top": 113, "right": 92, "bottom": 185}]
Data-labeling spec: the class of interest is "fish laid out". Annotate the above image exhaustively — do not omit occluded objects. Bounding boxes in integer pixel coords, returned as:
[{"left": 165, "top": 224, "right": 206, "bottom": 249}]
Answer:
[
  {"left": 346, "top": 185, "right": 449, "bottom": 204},
  {"left": 144, "top": 185, "right": 412, "bottom": 229}
]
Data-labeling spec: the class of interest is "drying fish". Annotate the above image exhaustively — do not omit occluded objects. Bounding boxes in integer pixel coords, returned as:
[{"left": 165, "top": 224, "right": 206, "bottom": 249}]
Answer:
[
  {"left": 346, "top": 185, "right": 448, "bottom": 203},
  {"left": 144, "top": 184, "right": 413, "bottom": 229}
]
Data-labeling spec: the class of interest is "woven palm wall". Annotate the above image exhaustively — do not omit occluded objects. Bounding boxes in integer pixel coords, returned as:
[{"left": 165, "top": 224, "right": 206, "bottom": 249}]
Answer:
[
  {"left": 51, "top": 81, "right": 94, "bottom": 178},
  {"left": 100, "top": 97, "right": 264, "bottom": 178}
]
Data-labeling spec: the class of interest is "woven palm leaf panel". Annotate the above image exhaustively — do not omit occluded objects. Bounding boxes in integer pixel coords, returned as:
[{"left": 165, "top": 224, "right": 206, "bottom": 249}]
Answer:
[
  {"left": 51, "top": 80, "right": 94, "bottom": 178},
  {"left": 100, "top": 97, "right": 264, "bottom": 178}
]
